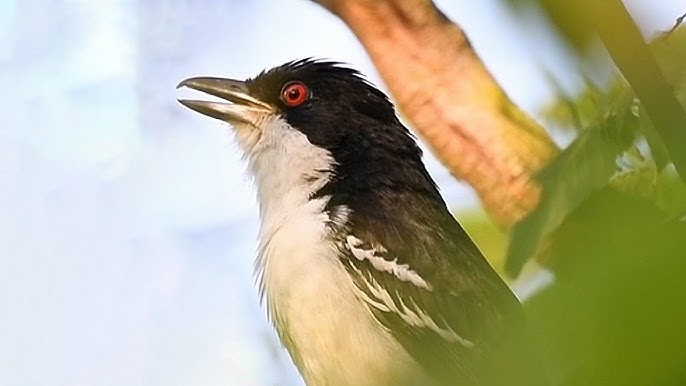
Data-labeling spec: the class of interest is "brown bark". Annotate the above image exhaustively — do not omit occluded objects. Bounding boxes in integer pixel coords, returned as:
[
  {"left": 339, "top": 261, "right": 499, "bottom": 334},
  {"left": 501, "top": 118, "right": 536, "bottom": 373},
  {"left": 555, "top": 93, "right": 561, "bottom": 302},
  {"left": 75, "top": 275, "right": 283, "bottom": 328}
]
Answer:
[{"left": 312, "top": 0, "right": 559, "bottom": 227}]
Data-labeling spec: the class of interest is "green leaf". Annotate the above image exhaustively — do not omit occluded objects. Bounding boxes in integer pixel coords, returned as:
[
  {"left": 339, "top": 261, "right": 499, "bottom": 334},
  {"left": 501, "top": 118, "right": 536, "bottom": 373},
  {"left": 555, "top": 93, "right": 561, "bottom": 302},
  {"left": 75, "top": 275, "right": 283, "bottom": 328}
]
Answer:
[
  {"left": 540, "top": 78, "right": 629, "bottom": 134},
  {"left": 608, "top": 146, "right": 657, "bottom": 200},
  {"left": 505, "top": 96, "right": 639, "bottom": 276},
  {"left": 655, "top": 163, "right": 686, "bottom": 216},
  {"left": 524, "top": 189, "right": 686, "bottom": 386}
]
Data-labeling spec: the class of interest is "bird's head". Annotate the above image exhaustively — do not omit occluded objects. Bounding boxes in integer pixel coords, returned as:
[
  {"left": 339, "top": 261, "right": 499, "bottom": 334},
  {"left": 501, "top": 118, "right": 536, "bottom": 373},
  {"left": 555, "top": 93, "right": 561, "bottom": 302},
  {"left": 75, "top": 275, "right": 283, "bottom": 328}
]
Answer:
[{"left": 177, "top": 59, "right": 438, "bottom": 215}]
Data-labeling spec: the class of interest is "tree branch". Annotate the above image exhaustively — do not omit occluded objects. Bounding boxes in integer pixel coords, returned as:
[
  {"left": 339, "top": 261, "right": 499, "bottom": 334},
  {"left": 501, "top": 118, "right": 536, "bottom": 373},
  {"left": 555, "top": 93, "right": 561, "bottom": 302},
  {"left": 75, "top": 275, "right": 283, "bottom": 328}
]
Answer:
[{"left": 311, "top": 0, "right": 559, "bottom": 226}]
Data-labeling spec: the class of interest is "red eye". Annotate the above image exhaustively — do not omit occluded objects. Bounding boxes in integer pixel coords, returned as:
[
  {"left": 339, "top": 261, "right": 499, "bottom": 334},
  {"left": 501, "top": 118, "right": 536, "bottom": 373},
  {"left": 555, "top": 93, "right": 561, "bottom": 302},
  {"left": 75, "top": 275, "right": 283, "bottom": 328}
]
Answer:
[{"left": 281, "top": 81, "right": 308, "bottom": 107}]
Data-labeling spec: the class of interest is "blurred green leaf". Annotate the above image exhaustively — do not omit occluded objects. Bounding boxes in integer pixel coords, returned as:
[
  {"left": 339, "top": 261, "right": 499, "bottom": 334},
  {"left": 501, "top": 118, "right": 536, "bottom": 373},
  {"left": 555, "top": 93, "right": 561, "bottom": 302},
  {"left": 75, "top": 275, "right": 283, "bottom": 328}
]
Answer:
[
  {"left": 589, "top": 2, "right": 686, "bottom": 182},
  {"left": 505, "top": 0, "right": 596, "bottom": 52},
  {"left": 494, "top": 8, "right": 686, "bottom": 385},
  {"left": 505, "top": 95, "right": 638, "bottom": 276},
  {"left": 655, "top": 164, "right": 686, "bottom": 215},
  {"left": 653, "top": 27, "right": 686, "bottom": 104},
  {"left": 458, "top": 208, "right": 508, "bottom": 272},
  {"left": 540, "top": 27, "right": 686, "bottom": 171},
  {"left": 541, "top": 78, "right": 628, "bottom": 133},
  {"left": 524, "top": 189, "right": 686, "bottom": 386},
  {"left": 649, "top": 27, "right": 686, "bottom": 169},
  {"left": 608, "top": 146, "right": 657, "bottom": 200}
]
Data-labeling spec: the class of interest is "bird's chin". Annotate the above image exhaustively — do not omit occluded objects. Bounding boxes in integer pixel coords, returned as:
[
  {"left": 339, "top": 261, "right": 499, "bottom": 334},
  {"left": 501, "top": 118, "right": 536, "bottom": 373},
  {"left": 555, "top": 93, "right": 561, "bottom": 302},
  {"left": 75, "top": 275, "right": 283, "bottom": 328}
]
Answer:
[{"left": 230, "top": 118, "right": 266, "bottom": 155}]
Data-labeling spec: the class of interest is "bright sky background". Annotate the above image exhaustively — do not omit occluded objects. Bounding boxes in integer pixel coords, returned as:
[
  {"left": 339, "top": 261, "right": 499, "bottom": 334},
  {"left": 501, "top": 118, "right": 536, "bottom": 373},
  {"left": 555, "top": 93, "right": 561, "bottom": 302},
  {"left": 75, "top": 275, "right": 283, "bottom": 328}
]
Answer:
[{"left": 0, "top": 1, "right": 682, "bottom": 385}]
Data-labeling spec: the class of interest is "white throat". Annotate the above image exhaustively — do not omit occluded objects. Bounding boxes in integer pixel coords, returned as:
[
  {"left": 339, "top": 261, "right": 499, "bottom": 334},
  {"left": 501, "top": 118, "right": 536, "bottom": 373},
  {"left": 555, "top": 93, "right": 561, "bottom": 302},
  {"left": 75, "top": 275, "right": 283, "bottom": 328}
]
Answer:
[
  {"left": 242, "top": 117, "right": 334, "bottom": 239},
  {"left": 233, "top": 116, "right": 337, "bottom": 296}
]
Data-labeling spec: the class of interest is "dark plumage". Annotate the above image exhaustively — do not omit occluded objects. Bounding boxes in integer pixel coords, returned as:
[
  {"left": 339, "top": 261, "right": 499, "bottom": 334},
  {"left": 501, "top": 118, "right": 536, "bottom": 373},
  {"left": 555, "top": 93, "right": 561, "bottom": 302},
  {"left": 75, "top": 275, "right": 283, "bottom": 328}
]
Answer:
[{"left": 178, "top": 59, "right": 547, "bottom": 386}]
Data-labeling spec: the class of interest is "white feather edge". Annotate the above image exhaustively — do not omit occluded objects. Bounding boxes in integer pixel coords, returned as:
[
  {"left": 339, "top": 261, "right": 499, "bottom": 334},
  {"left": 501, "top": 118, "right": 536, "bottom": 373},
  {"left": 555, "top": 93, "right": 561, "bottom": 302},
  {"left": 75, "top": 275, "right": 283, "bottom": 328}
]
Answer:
[{"left": 345, "top": 235, "right": 475, "bottom": 348}]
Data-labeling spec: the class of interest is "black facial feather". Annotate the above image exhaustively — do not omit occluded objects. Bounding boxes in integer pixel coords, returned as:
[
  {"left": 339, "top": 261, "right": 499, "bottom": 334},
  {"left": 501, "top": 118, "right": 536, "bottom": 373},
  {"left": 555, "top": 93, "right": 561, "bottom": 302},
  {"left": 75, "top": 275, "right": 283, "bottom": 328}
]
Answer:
[
  {"left": 247, "top": 58, "right": 400, "bottom": 145},
  {"left": 247, "top": 58, "right": 443, "bottom": 215}
]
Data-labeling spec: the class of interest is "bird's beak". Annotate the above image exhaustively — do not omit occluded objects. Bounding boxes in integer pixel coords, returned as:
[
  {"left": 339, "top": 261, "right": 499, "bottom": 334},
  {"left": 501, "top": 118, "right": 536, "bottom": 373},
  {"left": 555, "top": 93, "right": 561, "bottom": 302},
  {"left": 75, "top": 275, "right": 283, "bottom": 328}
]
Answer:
[{"left": 176, "top": 77, "right": 274, "bottom": 126}]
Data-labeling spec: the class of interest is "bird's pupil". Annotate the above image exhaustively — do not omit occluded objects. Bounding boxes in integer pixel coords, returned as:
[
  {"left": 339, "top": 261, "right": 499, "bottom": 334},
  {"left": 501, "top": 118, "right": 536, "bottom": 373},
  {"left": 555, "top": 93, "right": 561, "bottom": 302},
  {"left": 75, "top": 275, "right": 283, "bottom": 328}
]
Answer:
[{"left": 281, "top": 82, "right": 307, "bottom": 106}]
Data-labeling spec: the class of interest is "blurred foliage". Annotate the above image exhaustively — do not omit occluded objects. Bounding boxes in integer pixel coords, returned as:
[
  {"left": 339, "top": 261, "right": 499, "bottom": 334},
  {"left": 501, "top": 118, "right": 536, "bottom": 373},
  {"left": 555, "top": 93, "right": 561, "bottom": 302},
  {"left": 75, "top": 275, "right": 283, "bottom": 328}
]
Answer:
[
  {"left": 505, "top": 0, "right": 596, "bottom": 52},
  {"left": 541, "top": 26, "right": 686, "bottom": 138},
  {"left": 507, "top": 26, "right": 686, "bottom": 275},
  {"left": 458, "top": 208, "right": 508, "bottom": 271},
  {"left": 506, "top": 91, "right": 639, "bottom": 274},
  {"left": 497, "top": 3, "right": 686, "bottom": 384},
  {"left": 507, "top": 0, "right": 686, "bottom": 57},
  {"left": 525, "top": 190, "right": 686, "bottom": 386},
  {"left": 540, "top": 78, "right": 629, "bottom": 134},
  {"left": 656, "top": 165, "right": 686, "bottom": 215},
  {"left": 653, "top": 26, "right": 686, "bottom": 100}
]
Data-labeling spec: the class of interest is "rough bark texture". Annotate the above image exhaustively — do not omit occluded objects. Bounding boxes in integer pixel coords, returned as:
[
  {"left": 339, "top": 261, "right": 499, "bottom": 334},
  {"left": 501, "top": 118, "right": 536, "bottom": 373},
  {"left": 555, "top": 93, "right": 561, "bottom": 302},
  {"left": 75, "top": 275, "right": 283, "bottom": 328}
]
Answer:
[{"left": 312, "top": 0, "right": 559, "bottom": 227}]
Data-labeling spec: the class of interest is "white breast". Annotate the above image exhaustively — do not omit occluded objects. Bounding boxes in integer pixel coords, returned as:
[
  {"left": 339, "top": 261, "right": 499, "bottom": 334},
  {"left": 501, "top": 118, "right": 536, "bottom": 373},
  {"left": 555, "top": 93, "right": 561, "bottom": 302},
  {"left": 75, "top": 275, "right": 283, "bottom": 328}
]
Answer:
[{"left": 258, "top": 198, "right": 422, "bottom": 386}]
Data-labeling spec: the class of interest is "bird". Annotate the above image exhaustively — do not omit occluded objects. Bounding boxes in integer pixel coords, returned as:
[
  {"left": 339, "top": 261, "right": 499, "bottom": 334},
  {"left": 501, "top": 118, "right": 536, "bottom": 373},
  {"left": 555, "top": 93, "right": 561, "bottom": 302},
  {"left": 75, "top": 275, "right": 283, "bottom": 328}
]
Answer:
[{"left": 177, "top": 59, "right": 546, "bottom": 386}]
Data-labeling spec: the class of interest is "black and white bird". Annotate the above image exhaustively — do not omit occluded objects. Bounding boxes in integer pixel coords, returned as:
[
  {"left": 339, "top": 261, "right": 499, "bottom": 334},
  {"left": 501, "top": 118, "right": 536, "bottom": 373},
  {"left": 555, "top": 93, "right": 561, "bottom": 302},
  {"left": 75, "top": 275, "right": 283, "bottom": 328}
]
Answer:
[{"left": 177, "top": 59, "right": 546, "bottom": 386}]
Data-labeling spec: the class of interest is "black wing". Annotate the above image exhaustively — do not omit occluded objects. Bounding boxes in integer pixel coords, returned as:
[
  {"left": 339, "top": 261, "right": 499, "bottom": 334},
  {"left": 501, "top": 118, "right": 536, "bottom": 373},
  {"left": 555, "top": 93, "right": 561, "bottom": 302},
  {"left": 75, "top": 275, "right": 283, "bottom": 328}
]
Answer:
[{"left": 338, "top": 204, "right": 545, "bottom": 386}]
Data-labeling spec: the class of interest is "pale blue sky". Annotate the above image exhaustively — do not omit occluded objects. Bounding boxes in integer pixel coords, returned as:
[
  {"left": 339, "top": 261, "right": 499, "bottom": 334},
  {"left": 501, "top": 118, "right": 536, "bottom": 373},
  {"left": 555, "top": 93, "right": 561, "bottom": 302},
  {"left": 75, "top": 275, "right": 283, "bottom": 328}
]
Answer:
[{"left": 0, "top": 1, "right": 682, "bottom": 385}]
